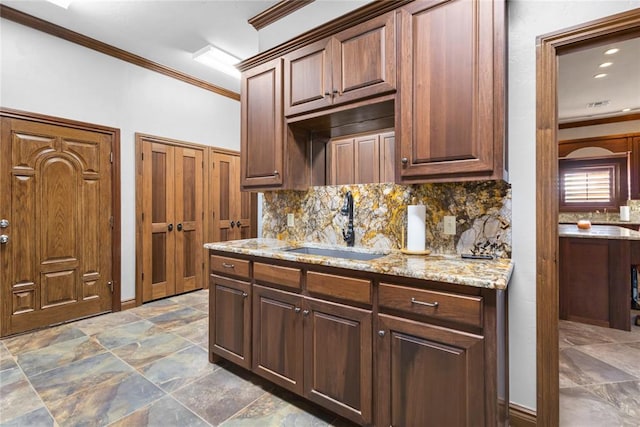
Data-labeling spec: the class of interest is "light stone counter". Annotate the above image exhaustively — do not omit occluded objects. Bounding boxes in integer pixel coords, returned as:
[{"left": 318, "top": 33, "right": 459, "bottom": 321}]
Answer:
[
  {"left": 559, "top": 212, "right": 640, "bottom": 228},
  {"left": 205, "top": 238, "right": 513, "bottom": 290},
  {"left": 559, "top": 224, "right": 640, "bottom": 240}
]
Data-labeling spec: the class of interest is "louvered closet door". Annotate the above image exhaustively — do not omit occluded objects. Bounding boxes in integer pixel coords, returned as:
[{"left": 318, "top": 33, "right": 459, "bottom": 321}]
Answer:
[
  {"left": 0, "top": 117, "right": 114, "bottom": 336},
  {"left": 174, "top": 147, "right": 203, "bottom": 294}
]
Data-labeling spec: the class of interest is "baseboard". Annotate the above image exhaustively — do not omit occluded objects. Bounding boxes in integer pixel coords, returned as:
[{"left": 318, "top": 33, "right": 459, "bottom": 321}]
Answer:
[
  {"left": 510, "top": 402, "right": 537, "bottom": 426},
  {"left": 121, "top": 299, "right": 137, "bottom": 311}
]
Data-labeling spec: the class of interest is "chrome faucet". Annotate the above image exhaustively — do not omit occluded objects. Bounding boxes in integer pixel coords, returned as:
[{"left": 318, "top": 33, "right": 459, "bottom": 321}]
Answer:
[{"left": 341, "top": 191, "right": 355, "bottom": 247}]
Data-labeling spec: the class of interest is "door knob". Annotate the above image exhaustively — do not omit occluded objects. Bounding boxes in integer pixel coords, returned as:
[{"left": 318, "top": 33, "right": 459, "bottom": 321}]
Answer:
[
  {"left": 378, "top": 330, "right": 385, "bottom": 337},
  {"left": 0, "top": 235, "right": 8, "bottom": 244},
  {"left": 401, "top": 157, "right": 408, "bottom": 164},
  {"left": 168, "top": 223, "right": 173, "bottom": 232},
  {"left": 177, "top": 223, "right": 183, "bottom": 232},
  {"left": 230, "top": 221, "right": 235, "bottom": 228},
  {"left": 0, "top": 219, "right": 8, "bottom": 228}
]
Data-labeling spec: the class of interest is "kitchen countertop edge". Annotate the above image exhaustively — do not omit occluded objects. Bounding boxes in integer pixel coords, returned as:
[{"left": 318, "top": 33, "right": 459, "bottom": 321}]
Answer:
[{"left": 205, "top": 238, "right": 513, "bottom": 291}]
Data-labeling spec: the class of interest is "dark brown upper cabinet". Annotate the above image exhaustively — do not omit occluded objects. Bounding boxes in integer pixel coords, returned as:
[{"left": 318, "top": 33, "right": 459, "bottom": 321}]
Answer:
[
  {"left": 241, "top": 58, "right": 284, "bottom": 189},
  {"left": 396, "top": 0, "right": 506, "bottom": 183},
  {"left": 283, "top": 12, "right": 396, "bottom": 117}
]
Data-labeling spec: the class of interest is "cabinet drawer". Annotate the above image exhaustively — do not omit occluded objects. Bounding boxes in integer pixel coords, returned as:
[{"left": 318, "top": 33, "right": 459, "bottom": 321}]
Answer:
[
  {"left": 379, "top": 283, "right": 482, "bottom": 328},
  {"left": 254, "top": 262, "right": 302, "bottom": 290},
  {"left": 210, "top": 255, "right": 250, "bottom": 279},
  {"left": 307, "top": 271, "right": 372, "bottom": 305}
]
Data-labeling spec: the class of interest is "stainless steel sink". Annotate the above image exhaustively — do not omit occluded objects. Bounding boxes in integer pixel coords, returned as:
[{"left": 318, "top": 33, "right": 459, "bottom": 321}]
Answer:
[{"left": 284, "top": 246, "right": 385, "bottom": 261}]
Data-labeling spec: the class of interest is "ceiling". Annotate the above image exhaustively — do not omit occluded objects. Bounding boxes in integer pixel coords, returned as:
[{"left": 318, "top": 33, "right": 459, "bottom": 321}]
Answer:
[
  {"left": 2, "top": 0, "right": 639, "bottom": 120},
  {"left": 558, "top": 37, "right": 640, "bottom": 122},
  {"left": 0, "top": 0, "right": 281, "bottom": 93}
]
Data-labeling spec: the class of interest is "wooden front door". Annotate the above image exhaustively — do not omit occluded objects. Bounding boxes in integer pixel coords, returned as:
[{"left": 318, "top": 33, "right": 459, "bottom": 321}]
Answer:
[
  {"left": 140, "top": 139, "right": 204, "bottom": 302},
  {"left": 0, "top": 117, "right": 114, "bottom": 336},
  {"left": 212, "top": 151, "right": 252, "bottom": 242}
]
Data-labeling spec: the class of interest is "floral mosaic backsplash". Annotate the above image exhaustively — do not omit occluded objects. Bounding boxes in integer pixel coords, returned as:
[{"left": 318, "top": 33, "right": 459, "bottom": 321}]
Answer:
[{"left": 262, "top": 181, "right": 512, "bottom": 258}]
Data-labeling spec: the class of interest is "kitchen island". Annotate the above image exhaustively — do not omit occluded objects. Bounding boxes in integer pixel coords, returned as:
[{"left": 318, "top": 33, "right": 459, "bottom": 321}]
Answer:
[
  {"left": 205, "top": 238, "right": 512, "bottom": 426},
  {"left": 559, "top": 224, "right": 640, "bottom": 331}
]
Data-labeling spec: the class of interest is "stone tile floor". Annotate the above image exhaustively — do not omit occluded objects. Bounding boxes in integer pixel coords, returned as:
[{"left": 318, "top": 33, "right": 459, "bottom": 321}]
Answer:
[
  {"left": 0, "top": 290, "right": 354, "bottom": 427},
  {"left": 2, "top": 289, "right": 639, "bottom": 426},
  {"left": 559, "top": 311, "right": 640, "bottom": 426}
]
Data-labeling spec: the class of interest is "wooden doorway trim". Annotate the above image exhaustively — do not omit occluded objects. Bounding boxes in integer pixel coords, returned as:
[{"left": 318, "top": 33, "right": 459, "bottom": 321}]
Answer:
[
  {"left": 134, "top": 133, "right": 211, "bottom": 307},
  {"left": 536, "top": 9, "right": 640, "bottom": 425},
  {"left": 0, "top": 107, "right": 122, "bottom": 312}
]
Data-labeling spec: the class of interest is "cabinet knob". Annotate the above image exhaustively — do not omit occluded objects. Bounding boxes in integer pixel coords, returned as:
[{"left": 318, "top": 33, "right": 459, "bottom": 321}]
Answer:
[
  {"left": 273, "top": 170, "right": 279, "bottom": 175},
  {"left": 242, "top": 292, "right": 248, "bottom": 298},
  {"left": 294, "top": 307, "right": 301, "bottom": 313},
  {"left": 168, "top": 223, "right": 173, "bottom": 232},
  {"left": 401, "top": 157, "right": 408, "bottom": 165},
  {"left": 378, "top": 330, "right": 385, "bottom": 337},
  {"left": 303, "top": 310, "right": 310, "bottom": 316},
  {"left": 324, "top": 92, "right": 331, "bottom": 97},
  {"left": 230, "top": 221, "right": 235, "bottom": 228}
]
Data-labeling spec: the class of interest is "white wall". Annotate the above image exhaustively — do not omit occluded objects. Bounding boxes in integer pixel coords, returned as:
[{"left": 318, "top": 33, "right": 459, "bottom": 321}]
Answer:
[
  {"left": 0, "top": 19, "right": 241, "bottom": 301},
  {"left": 258, "top": 0, "right": 370, "bottom": 52},
  {"left": 508, "top": 0, "right": 640, "bottom": 410},
  {"left": 559, "top": 119, "right": 640, "bottom": 139}
]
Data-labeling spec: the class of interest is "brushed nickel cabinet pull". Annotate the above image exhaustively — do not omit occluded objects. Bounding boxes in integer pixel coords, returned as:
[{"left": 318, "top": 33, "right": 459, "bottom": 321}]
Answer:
[
  {"left": 222, "top": 262, "right": 235, "bottom": 268},
  {"left": 411, "top": 297, "right": 438, "bottom": 308}
]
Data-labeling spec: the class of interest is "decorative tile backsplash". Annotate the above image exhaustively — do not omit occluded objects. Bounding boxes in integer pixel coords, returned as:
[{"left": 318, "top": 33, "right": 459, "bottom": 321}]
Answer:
[{"left": 262, "top": 181, "right": 512, "bottom": 258}]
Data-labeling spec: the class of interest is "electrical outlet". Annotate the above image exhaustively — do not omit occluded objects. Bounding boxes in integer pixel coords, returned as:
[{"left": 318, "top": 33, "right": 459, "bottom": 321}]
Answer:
[
  {"left": 287, "top": 213, "right": 295, "bottom": 227},
  {"left": 443, "top": 216, "right": 456, "bottom": 235}
]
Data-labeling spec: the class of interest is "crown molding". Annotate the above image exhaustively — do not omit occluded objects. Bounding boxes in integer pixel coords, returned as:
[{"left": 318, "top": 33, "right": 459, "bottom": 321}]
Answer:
[
  {"left": 0, "top": 5, "right": 240, "bottom": 101},
  {"left": 248, "top": 0, "right": 315, "bottom": 31}
]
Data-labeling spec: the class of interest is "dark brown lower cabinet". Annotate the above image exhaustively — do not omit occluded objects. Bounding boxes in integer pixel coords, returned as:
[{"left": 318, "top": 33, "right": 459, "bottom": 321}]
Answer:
[
  {"left": 209, "top": 274, "right": 251, "bottom": 369},
  {"left": 376, "top": 314, "right": 485, "bottom": 427},
  {"left": 252, "top": 284, "right": 304, "bottom": 394},
  {"left": 303, "top": 297, "right": 372, "bottom": 425}
]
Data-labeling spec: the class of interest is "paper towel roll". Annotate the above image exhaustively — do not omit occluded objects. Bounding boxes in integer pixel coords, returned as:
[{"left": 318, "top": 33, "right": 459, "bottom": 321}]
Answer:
[
  {"left": 620, "top": 206, "right": 630, "bottom": 221},
  {"left": 407, "top": 205, "right": 426, "bottom": 251}
]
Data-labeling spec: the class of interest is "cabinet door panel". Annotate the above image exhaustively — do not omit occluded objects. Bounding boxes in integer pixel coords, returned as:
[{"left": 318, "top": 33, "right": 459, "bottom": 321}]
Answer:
[
  {"left": 241, "top": 59, "right": 283, "bottom": 188},
  {"left": 398, "top": 0, "right": 498, "bottom": 180},
  {"left": 210, "top": 274, "right": 251, "bottom": 369},
  {"left": 304, "top": 298, "right": 372, "bottom": 425},
  {"left": 329, "top": 138, "right": 355, "bottom": 185},
  {"left": 333, "top": 11, "right": 396, "bottom": 105},
  {"left": 284, "top": 39, "right": 333, "bottom": 116},
  {"left": 355, "top": 134, "right": 380, "bottom": 184},
  {"left": 252, "top": 284, "right": 304, "bottom": 394},
  {"left": 377, "top": 314, "right": 485, "bottom": 427}
]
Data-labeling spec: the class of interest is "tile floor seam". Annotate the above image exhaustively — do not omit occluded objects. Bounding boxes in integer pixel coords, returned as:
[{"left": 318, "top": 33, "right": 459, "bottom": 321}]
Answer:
[
  {"left": 134, "top": 345, "right": 219, "bottom": 394},
  {"left": 217, "top": 389, "right": 273, "bottom": 426},
  {"left": 9, "top": 351, "right": 59, "bottom": 426}
]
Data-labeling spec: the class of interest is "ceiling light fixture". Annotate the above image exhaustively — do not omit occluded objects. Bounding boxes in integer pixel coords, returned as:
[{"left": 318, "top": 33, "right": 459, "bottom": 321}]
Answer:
[
  {"left": 593, "top": 73, "right": 607, "bottom": 79},
  {"left": 193, "top": 45, "right": 241, "bottom": 79},
  {"left": 599, "top": 62, "right": 613, "bottom": 68},
  {"left": 46, "top": 0, "right": 73, "bottom": 8},
  {"left": 604, "top": 48, "right": 619, "bottom": 55}
]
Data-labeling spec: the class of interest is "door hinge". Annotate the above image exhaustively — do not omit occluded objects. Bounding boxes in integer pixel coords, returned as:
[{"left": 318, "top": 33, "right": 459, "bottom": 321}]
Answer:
[
  {"left": 141, "top": 152, "right": 144, "bottom": 160},
  {"left": 141, "top": 272, "right": 144, "bottom": 281},
  {"left": 109, "top": 216, "right": 114, "bottom": 228},
  {"left": 202, "top": 262, "right": 205, "bottom": 270},
  {"left": 107, "top": 281, "right": 114, "bottom": 293},
  {"left": 202, "top": 211, "right": 204, "bottom": 220},
  {"left": 142, "top": 212, "right": 144, "bottom": 221},
  {"left": 110, "top": 152, "right": 113, "bottom": 163}
]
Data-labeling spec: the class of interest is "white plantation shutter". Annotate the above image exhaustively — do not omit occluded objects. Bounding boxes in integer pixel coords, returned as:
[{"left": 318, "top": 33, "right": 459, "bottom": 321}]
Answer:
[
  {"left": 559, "top": 156, "right": 628, "bottom": 211},
  {"left": 562, "top": 166, "right": 613, "bottom": 203}
]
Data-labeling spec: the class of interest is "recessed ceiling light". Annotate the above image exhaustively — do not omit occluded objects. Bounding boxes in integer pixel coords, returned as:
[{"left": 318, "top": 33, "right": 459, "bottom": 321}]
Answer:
[
  {"left": 193, "top": 45, "right": 241, "bottom": 78},
  {"left": 46, "top": 0, "right": 72, "bottom": 8},
  {"left": 622, "top": 108, "right": 631, "bottom": 112},
  {"left": 604, "top": 48, "right": 619, "bottom": 55},
  {"left": 599, "top": 62, "right": 613, "bottom": 68},
  {"left": 593, "top": 73, "right": 607, "bottom": 79}
]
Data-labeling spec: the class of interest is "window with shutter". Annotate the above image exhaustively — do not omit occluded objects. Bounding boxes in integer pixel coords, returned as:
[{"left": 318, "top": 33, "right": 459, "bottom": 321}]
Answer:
[{"left": 559, "top": 156, "right": 628, "bottom": 212}]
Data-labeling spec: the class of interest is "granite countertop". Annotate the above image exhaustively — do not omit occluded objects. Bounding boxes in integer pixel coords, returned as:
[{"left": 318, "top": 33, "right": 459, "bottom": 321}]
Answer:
[
  {"left": 204, "top": 238, "right": 514, "bottom": 290},
  {"left": 559, "top": 212, "right": 640, "bottom": 226},
  {"left": 559, "top": 224, "right": 640, "bottom": 240}
]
